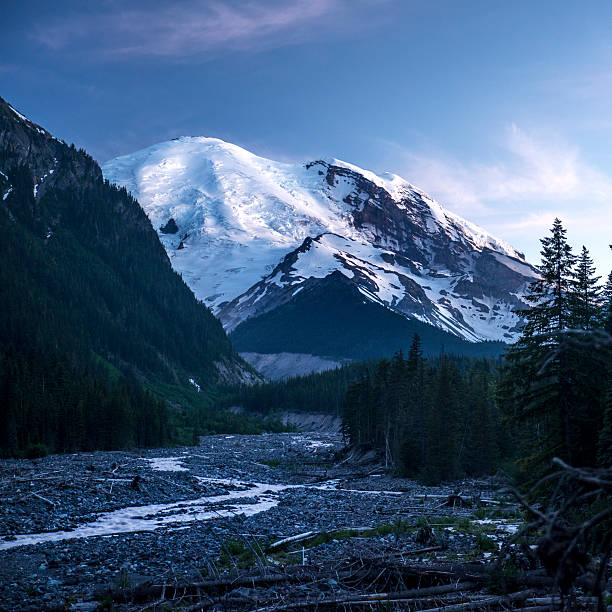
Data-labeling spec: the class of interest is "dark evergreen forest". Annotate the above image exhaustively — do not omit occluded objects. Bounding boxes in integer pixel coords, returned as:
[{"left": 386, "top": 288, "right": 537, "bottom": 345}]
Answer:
[
  {"left": 219, "top": 361, "right": 373, "bottom": 416},
  {"left": 0, "top": 98, "right": 262, "bottom": 457}
]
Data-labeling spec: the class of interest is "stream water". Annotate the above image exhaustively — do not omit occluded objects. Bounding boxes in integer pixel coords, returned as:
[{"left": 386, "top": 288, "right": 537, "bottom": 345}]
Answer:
[{"left": 0, "top": 445, "right": 405, "bottom": 551}]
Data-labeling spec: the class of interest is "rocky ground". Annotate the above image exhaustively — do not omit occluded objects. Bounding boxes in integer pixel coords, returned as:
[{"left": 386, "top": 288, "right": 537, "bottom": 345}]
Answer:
[{"left": 0, "top": 432, "right": 594, "bottom": 611}]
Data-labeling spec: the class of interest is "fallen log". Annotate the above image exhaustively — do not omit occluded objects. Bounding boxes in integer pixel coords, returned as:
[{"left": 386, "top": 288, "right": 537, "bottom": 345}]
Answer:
[
  {"left": 247, "top": 581, "right": 480, "bottom": 612},
  {"left": 269, "top": 532, "right": 318, "bottom": 549},
  {"left": 105, "top": 567, "right": 326, "bottom": 603},
  {"left": 31, "top": 491, "right": 56, "bottom": 507},
  {"left": 418, "top": 589, "right": 535, "bottom": 611}
]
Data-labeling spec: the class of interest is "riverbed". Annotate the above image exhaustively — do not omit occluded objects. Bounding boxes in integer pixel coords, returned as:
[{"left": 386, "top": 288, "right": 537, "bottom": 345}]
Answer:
[{"left": 0, "top": 432, "right": 513, "bottom": 611}]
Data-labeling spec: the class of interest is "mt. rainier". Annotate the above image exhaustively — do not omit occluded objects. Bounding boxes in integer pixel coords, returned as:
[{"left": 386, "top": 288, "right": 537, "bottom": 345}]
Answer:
[{"left": 103, "top": 137, "right": 536, "bottom": 363}]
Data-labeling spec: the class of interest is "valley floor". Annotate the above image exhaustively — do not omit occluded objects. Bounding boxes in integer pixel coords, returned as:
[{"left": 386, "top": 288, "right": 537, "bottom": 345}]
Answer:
[{"left": 0, "top": 433, "right": 592, "bottom": 611}]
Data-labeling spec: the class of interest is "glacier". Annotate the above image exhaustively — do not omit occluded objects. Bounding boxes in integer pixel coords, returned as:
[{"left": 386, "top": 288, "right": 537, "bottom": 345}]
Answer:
[{"left": 103, "top": 137, "right": 536, "bottom": 343}]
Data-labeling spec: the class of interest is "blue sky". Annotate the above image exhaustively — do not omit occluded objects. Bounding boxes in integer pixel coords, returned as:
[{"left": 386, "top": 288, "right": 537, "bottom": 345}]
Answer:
[{"left": 2, "top": 0, "right": 611, "bottom": 273}]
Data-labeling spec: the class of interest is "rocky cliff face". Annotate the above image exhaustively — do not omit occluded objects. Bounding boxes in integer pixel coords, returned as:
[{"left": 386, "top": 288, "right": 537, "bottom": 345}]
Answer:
[
  {"left": 104, "top": 138, "right": 536, "bottom": 347},
  {"left": 0, "top": 98, "right": 101, "bottom": 200}
]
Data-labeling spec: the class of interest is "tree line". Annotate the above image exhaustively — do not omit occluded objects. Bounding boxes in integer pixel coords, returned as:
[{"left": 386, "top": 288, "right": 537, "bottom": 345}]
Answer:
[
  {"left": 341, "top": 339, "right": 504, "bottom": 484},
  {"left": 219, "top": 361, "right": 372, "bottom": 416},
  {"left": 500, "top": 219, "right": 612, "bottom": 474},
  {"left": 0, "top": 347, "right": 170, "bottom": 456}
]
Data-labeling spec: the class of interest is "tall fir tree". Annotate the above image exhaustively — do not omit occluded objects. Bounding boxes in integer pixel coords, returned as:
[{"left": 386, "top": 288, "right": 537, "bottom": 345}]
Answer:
[
  {"left": 501, "top": 221, "right": 611, "bottom": 472},
  {"left": 597, "top": 362, "right": 612, "bottom": 467},
  {"left": 424, "top": 357, "right": 463, "bottom": 483},
  {"left": 597, "top": 247, "right": 612, "bottom": 464},
  {"left": 462, "top": 361, "right": 499, "bottom": 476},
  {"left": 524, "top": 217, "right": 577, "bottom": 336},
  {"left": 571, "top": 246, "right": 601, "bottom": 329},
  {"left": 400, "top": 334, "right": 427, "bottom": 474},
  {"left": 501, "top": 219, "right": 578, "bottom": 471}
]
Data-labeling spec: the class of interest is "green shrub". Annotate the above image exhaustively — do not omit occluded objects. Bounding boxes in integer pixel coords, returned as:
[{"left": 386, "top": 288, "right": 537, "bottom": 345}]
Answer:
[{"left": 476, "top": 532, "right": 497, "bottom": 552}]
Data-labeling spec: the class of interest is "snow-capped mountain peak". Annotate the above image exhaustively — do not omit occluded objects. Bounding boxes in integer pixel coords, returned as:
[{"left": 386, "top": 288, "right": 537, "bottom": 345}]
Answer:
[{"left": 103, "top": 137, "right": 536, "bottom": 344}]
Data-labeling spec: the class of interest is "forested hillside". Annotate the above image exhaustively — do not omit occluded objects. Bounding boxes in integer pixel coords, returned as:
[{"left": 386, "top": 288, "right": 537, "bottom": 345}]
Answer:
[{"left": 0, "top": 97, "right": 254, "bottom": 456}]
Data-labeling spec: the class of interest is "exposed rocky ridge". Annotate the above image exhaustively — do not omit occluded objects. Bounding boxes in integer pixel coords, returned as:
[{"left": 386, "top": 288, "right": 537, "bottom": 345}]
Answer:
[
  {"left": 0, "top": 97, "right": 101, "bottom": 201},
  {"left": 229, "top": 273, "right": 508, "bottom": 361},
  {"left": 221, "top": 230, "right": 533, "bottom": 342}
]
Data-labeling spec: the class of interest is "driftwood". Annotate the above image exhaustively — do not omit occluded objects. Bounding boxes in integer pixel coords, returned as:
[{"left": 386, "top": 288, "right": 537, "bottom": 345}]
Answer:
[
  {"left": 249, "top": 581, "right": 481, "bottom": 612},
  {"left": 31, "top": 491, "right": 56, "bottom": 507},
  {"left": 269, "top": 531, "right": 319, "bottom": 549},
  {"left": 103, "top": 558, "right": 566, "bottom": 611}
]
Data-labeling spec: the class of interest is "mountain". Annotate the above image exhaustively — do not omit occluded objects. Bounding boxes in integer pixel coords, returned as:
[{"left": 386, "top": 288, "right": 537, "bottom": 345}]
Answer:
[
  {"left": 0, "top": 98, "right": 255, "bottom": 454},
  {"left": 103, "top": 137, "right": 537, "bottom": 365}
]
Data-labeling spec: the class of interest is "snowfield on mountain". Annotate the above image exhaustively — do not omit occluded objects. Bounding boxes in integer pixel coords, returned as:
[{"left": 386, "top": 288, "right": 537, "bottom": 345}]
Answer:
[{"left": 103, "top": 137, "right": 537, "bottom": 344}]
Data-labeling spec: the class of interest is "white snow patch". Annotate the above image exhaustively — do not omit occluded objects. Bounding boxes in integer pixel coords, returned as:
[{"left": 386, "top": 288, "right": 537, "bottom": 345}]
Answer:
[
  {"left": 305, "top": 440, "right": 333, "bottom": 450},
  {"left": 475, "top": 519, "right": 521, "bottom": 534},
  {"left": 8, "top": 104, "right": 28, "bottom": 123},
  {"left": 491, "top": 252, "right": 536, "bottom": 278}
]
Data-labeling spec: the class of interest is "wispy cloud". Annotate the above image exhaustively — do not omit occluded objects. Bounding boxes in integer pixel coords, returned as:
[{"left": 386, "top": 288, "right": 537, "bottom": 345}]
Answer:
[
  {"left": 392, "top": 124, "right": 612, "bottom": 217},
  {"left": 30, "top": 0, "right": 356, "bottom": 60},
  {"left": 376, "top": 124, "right": 612, "bottom": 274},
  {"left": 383, "top": 125, "right": 612, "bottom": 268}
]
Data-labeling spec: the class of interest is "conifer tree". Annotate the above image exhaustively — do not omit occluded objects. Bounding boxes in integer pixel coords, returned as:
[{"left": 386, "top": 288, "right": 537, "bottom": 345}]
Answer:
[
  {"left": 598, "top": 381, "right": 612, "bottom": 467},
  {"left": 597, "top": 248, "right": 612, "bottom": 464},
  {"left": 424, "top": 357, "right": 462, "bottom": 483},
  {"left": 387, "top": 350, "right": 416, "bottom": 463},
  {"left": 571, "top": 246, "right": 601, "bottom": 329},
  {"left": 501, "top": 219, "right": 579, "bottom": 470},
  {"left": 524, "top": 217, "right": 577, "bottom": 336},
  {"left": 462, "top": 361, "right": 499, "bottom": 475},
  {"left": 400, "top": 334, "right": 427, "bottom": 474}
]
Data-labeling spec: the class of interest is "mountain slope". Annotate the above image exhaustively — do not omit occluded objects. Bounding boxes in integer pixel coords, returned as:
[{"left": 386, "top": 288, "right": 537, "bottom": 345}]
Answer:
[
  {"left": 103, "top": 136, "right": 537, "bottom": 361},
  {"left": 0, "top": 98, "right": 255, "bottom": 452},
  {"left": 229, "top": 271, "right": 507, "bottom": 360}
]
